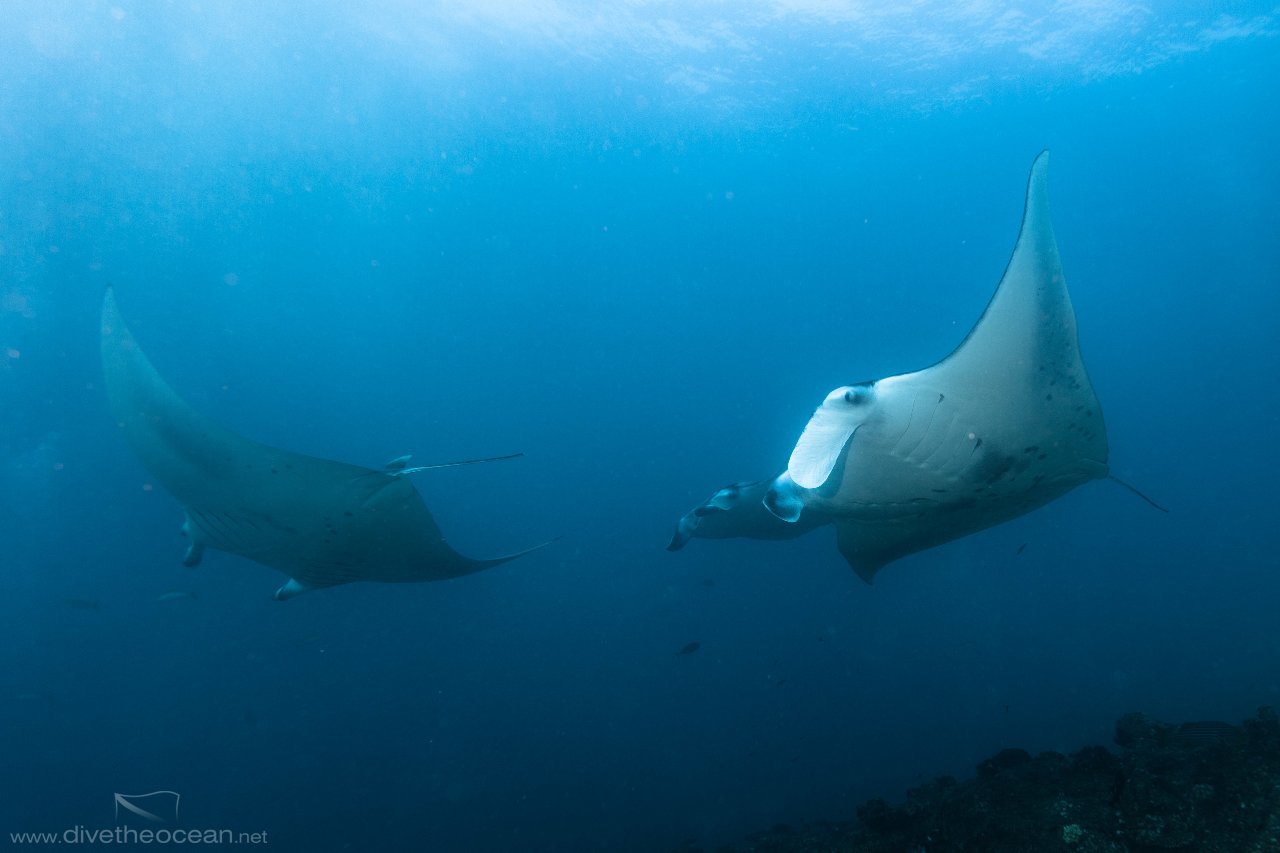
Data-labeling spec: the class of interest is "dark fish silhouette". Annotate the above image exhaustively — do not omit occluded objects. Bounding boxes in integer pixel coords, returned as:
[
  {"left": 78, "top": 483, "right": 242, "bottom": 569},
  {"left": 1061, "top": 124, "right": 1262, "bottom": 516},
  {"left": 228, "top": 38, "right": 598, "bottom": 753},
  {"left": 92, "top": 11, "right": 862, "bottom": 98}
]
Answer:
[{"left": 677, "top": 641, "right": 701, "bottom": 656}]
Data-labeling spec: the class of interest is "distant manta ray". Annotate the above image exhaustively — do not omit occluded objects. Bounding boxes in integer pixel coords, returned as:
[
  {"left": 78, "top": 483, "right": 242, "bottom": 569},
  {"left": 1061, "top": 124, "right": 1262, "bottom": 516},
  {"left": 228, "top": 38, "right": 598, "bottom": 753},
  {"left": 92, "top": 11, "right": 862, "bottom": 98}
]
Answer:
[
  {"left": 100, "top": 288, "right": 553, "bottom": 600},
  {"left": 669, "top": 151, "right": 1163, "bottom": 583}
]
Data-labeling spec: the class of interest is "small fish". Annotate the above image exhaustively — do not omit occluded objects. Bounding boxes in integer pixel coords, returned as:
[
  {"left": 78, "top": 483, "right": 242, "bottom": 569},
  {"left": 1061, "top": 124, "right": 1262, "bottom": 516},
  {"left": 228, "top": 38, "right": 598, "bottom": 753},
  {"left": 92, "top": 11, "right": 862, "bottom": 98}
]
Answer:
[
  {"left": 61, "top": 597, "right": 101, "bottom": 611},
  {"left": 156, "top": 591, "right": 199, "bottom": 603},
  {"left": 677, "top": 641, "right": 701, "bottom": 656},
  {"left": 1015, "top": 543, "right": 1028, "bottom": 556}
]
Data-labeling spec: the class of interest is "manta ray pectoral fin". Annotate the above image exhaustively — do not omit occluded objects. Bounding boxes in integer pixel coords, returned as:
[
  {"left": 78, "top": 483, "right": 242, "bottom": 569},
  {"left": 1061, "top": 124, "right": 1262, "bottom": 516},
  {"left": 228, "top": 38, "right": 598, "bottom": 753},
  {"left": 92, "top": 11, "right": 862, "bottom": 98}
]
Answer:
[
  {"left": 763, "top": 472, "right": 805, "bottom": 523},
  {"left": 835, "top": 522, "right": 889, "bottom": 585},
  {"left": 274, "top": 578, "right": 319, "bottom": 601},
  {"left": 787, "top": 384, "right": 874, "bottom": 490}
]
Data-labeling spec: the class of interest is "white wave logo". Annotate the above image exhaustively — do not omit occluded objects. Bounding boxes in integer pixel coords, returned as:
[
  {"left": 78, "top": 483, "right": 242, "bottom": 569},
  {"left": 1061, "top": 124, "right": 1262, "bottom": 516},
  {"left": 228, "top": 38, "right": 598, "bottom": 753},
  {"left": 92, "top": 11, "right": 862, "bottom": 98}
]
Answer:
[{"left": 113, "top": 791, "right": 180, "bottom": 823}]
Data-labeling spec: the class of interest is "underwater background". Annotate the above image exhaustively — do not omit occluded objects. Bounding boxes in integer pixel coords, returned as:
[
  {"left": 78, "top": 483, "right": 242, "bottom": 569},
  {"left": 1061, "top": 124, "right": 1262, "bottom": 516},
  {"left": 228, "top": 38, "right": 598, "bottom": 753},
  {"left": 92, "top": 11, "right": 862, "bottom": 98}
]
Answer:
[{"left": 1, "top": 2, "right": 1278, "bottom": 850}]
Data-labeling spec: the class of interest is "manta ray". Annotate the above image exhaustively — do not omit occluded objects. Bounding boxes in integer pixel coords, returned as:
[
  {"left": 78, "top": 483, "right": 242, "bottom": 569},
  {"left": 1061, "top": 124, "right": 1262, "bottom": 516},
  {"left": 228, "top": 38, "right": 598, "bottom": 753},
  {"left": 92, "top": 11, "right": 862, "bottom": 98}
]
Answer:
[
  {"left": 100, "top": 288, "right": 551, "bottom": 600},
  {"left": 669, "top": 151, "right": 1161, "bottom": 583}
]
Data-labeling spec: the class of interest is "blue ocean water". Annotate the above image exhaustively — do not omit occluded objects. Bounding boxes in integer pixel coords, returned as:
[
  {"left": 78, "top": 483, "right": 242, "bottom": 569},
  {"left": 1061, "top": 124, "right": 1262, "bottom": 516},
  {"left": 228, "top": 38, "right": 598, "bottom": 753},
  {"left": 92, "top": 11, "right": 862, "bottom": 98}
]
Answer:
[{"left": 1, "top": 2, "right": 1277, "bottom": 850}]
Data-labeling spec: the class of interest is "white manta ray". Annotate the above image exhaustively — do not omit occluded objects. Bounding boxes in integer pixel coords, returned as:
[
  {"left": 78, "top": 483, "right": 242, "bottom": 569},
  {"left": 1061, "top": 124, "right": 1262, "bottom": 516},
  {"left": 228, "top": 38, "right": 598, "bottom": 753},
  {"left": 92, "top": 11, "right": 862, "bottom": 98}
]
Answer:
[{"left": 670, "top": 151, "right": 1161, "bottom": 583}]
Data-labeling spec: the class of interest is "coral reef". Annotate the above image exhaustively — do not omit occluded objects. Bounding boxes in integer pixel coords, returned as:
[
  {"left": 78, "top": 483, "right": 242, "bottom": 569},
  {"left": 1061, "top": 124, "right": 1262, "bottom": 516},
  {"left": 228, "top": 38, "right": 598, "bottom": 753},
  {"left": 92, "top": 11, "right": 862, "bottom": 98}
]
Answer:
[{"left": 718, "top": 708, "right": 1280, "bottom": 852}]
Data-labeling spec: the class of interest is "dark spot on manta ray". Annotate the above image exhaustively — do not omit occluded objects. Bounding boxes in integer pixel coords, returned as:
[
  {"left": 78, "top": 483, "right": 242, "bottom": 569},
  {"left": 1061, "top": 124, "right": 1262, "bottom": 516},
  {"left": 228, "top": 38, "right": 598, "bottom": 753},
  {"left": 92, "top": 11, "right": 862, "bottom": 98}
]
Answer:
[
  {"left": 973, "top": 451, "right": 1015, "bottom": 484},
  {"left": 677, "top": 641, "right": 701, "bottom": 656}
]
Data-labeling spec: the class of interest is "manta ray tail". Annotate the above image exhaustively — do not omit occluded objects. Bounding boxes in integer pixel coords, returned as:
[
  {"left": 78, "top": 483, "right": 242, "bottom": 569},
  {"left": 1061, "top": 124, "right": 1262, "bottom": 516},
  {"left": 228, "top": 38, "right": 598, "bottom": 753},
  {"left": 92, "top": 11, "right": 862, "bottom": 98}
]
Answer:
[
  {"left": 386, "top": 452, "right": 525, "bottom": 476},
  {"left": 1107, "top": 475, "right": 1169, "bottom": 513},
  {"left": 474, "top": 536, "right": 563, "bottom": 569}
]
